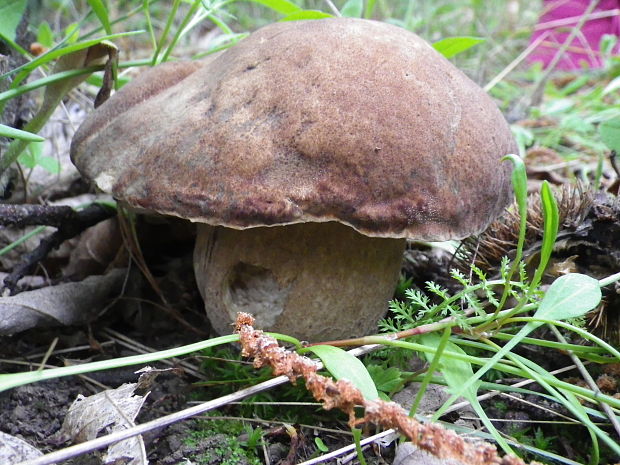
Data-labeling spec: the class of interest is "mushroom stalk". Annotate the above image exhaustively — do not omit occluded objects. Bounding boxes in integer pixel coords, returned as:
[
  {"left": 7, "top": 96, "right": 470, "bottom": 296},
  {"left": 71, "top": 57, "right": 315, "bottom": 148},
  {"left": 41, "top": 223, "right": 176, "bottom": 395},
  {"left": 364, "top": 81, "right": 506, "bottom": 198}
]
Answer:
[{"left": 194, "top": 222, "right": 405, "bottom": 341}]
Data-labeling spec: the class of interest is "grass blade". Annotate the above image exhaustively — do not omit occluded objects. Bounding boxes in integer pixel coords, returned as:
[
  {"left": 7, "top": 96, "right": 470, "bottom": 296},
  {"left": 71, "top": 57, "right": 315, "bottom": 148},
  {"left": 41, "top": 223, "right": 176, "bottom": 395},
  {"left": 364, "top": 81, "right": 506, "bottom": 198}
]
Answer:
[
  {"left": 86, "top": 0, "right": 112, "bottom": 34},
  {"left": 0, "top": 124, "right": 44, "bottom": 142}
]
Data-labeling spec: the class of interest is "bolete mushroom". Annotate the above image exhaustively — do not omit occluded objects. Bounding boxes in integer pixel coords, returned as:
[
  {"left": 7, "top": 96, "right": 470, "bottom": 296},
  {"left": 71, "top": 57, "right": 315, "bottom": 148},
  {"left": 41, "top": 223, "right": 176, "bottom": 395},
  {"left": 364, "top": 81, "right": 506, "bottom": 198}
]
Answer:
[{"left": 70, "top": 18, "right": 516, "bottom": 341}]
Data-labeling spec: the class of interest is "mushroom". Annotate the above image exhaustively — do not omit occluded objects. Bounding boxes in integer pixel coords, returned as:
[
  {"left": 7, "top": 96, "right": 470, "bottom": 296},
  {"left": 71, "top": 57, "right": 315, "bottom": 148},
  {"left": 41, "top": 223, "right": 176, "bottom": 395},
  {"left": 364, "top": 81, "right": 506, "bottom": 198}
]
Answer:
[{"left": 70, "top": 18, "right": 516, "bottom": 341}]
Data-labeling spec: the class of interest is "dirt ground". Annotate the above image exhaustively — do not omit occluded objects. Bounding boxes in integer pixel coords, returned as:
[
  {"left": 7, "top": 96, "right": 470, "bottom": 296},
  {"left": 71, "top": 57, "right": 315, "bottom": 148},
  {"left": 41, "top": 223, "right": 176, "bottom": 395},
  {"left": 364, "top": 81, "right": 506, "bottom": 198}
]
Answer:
[{"left": 0, "top": 235, "right": 370, "bottom": 464}]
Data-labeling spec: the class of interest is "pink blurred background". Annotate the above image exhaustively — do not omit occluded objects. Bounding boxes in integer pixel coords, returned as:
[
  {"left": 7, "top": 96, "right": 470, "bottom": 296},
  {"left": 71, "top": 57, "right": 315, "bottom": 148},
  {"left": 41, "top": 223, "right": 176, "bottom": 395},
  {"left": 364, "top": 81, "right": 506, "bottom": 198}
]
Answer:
[{"left": 528, "top": 0, "right": 620, "bottom": 70}]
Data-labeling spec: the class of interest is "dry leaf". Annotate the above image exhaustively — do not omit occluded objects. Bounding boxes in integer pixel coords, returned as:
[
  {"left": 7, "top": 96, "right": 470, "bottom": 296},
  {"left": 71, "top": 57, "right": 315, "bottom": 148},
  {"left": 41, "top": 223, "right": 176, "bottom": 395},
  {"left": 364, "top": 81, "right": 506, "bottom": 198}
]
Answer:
[
  {"left": 59, "top": 381, "right": 148, "bottom": 465},
  {"left": 0, "top": 268, "right": 125, "bottom": 335},
  {"left": 0, "top": 431, "right": 43, "bottom": 462}
]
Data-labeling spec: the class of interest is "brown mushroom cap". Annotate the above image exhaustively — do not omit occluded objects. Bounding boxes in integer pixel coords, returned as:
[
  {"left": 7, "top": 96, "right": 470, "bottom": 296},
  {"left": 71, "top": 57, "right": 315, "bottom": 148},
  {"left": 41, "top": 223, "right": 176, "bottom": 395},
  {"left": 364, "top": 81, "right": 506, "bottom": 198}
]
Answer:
[{"left": 71, "top": 18, "right": 515, "bottom": 241}]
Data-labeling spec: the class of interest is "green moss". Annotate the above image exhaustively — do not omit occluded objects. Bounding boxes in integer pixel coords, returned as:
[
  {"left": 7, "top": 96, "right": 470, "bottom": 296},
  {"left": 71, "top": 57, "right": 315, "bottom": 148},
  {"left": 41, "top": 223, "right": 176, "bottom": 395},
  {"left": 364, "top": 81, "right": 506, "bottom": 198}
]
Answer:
[{"left": 183, "top": 418, "right": 261, "bottom": 465}]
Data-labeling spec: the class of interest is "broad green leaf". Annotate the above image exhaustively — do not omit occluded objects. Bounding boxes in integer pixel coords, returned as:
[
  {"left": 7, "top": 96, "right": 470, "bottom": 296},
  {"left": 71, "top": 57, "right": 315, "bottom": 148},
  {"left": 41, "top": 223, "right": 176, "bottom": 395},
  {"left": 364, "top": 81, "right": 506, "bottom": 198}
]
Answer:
[
  {"left": 0, "top": 0, "right": 27, "bottom": 41},
  {"left": 0, "top": 124, "right": 44, "bottom": 142},
  {"left": 432, "top": 36, "right": 484, "bottom": 59},
  {"left": 246, "top": 0, "right": 301, "bottom": 15},
  {"left": 304, "top": 345, "right": 379, "bottom": 400},
  {"left": 18, "top": 141, "right": 44, "bottom": 169},
  {"left": 87, "top": 0, "right": 112, "bottom": 34},
  {"left": 19, "top": 142, "right": 60, "bottom": 174},
  {"left": 280, "top": 10, "right": 332, "bottom": 21},
  {"left": 35, "top": 156, "right": 61, "bottom": 175},
  {"left": 422, "top": 333, "right": 514, "bottom": 454},
  {"left": 450, "top": 274, "right": 600, "bottom": 409},
  {"left": 599, "top": 116, "right": 620, "bottom": 152},
  {"left": 441, "top": 274, "right": 602, "bottom": 422},
  {"left": 64, "top": 22, "right": 80, "bottom": 44},
  {"left": 37, "top": 21, "right": 54, "bottom": 48},
  {"left": 536, "top": 273, "right": 602, "bottom": 320},
  {"left": 342, "top": 0, "right": 363, "bottom": 17},
  {"left": 420, "top": 334, "right": 479, "bottom": 399}
]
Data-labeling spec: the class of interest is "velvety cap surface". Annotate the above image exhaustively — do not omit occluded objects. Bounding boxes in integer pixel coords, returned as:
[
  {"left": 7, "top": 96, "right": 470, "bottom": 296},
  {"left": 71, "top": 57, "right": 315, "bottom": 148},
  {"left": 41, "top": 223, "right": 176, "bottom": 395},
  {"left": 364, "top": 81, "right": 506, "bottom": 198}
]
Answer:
[{"left": 71, "top": 18, "right": 515, "bottom": 240}]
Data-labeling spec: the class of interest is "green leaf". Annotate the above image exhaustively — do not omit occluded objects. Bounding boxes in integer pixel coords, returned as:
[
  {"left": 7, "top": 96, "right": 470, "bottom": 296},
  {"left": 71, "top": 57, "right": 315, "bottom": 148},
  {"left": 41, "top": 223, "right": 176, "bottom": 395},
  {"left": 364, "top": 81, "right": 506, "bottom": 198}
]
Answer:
[
  {"left": 64, "top": 22, "right": 80, "bottom": 44},
  {"left": 536, "top": 273, "right": 602, "bottom": 320},
  {"left": 341, "top": 0, "right": 363, "bottom": 17},
  {"left": 304, "top": 345, "right": 379, "bottom": 400},
  {"left": 0, "top": 124, "right": 44, "bottom": 142},
  {"left": 422, "top": 333, "right": 514, "bottom": 454},
  {"left": 531, "top": 181, "right": 559, "bottom": 288},
  {"left": 37, "top": 156, "right": 61, "bottom": 174},
  {"left": 246, "top": 0, "right": 301, "bottom": 15},
  {"left": 86, "top": 73, "right": 131, "bottom": 89},
  {"left": 600, "top": 33, "right": 618, "bottom": 55},
  {"left": 314, "top": 437, "right": 329, "bottom": 452},
  {"left": 18, "top": 141, "right": 60, "bottom": 174},
  {"left": 511, "top": 125, "right": 534, "bottom": 158},
  {"left": 366, "top": 365, "right": 405, "bottom": 393},
  {"left": 37, "top": 21, "right": 55, "bottom": 48},
  {"left": 280, "top": 10, "right": 332, "bottom": 21},
  {"left": 599, "top": 116, "right": 620, "bottom": 153},
  {"left": 87, "top": 0, "right": 112, "bottom": 34},
  {"left": 602, "top": 76, "right": 620, "bottom": 96},
  {"left": 364, "top": 0, "right": 377, "bottom": 19},
  {"left": 352, "top": 428, "right": 368, "bottom": 465},
  {"left": 0, "top": 0, "right": 27, "bottom": 42},
  {"left": 18, "top": 141, "right": 43, "bottom": 169},
  {"left": 420, "top": 334, "right": 479, "bottom": 399},
  {"left": 432, "top": 37, "right": 484, "bottom": 59}
]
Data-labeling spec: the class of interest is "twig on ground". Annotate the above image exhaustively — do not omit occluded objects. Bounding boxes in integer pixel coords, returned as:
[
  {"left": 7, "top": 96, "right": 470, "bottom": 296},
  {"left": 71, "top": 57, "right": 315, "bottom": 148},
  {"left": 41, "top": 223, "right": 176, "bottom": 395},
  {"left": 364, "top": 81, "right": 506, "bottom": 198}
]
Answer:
[
  {"left": 1, "top": 203, "right": 116, "bottom": 293},
  {"left": 0, "top": 204, "right": 76, "bottom": 228},
  {"left": 235, "top": 313, "right": 539, "bottom": 465}
]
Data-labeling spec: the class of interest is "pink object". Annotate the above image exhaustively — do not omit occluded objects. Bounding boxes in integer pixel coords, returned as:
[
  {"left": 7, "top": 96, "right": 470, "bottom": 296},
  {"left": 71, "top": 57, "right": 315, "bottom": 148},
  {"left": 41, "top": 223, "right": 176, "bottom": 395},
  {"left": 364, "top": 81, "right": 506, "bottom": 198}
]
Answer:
[{"left": 528, "top": 0, "right": 620, "bottom": 70}]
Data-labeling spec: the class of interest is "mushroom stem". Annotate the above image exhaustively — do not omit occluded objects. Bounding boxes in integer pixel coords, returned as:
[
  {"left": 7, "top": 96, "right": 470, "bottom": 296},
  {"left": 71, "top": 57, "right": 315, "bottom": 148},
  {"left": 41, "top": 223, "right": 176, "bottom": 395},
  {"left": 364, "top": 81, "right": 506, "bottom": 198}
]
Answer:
[{"left": 194, "top": 222, "right": 405, "bottom": 341}]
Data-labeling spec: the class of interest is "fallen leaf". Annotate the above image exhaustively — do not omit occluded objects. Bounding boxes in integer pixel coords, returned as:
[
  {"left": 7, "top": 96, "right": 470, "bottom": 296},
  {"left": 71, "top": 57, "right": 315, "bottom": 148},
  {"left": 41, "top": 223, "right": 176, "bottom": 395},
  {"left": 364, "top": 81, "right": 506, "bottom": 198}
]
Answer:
[
  {"left": 59, "top": 380, "right": 149, "bottom": 465},
  {"left": 0, "top": 268, "right": 126, "bottom": 335},
  {"left": 0, "top": 430, "right": 43, "bottom": 462}
]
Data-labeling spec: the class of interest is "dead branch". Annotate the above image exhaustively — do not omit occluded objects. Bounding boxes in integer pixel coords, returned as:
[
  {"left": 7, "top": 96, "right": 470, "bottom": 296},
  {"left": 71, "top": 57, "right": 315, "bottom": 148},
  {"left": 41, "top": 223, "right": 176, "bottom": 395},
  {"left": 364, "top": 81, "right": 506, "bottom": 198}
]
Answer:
[
  {"left": 234, "top": 312, "right": 539, "bottom": 465},
  {"left": 2, "top": 203, "right": 116, "bottom": 294}
]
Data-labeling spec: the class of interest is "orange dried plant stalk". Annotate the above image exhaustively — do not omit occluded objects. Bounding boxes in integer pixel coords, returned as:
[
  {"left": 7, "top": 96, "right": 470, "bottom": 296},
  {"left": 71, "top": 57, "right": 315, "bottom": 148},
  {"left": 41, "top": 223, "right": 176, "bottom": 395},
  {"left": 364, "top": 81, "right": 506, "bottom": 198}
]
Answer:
[{"left": 235, "top": 312, "right": 538, "bottom": 465}]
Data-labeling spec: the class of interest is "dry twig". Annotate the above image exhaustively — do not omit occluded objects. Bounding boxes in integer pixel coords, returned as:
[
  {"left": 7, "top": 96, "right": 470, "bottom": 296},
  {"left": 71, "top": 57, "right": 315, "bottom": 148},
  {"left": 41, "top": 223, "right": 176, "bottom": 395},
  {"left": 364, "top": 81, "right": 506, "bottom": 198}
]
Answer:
[{"left": 235, "top": 313, "right": 538, "bottom": 465}]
